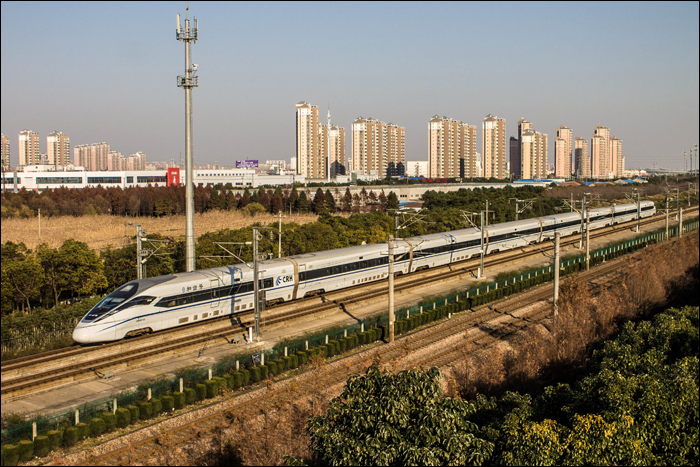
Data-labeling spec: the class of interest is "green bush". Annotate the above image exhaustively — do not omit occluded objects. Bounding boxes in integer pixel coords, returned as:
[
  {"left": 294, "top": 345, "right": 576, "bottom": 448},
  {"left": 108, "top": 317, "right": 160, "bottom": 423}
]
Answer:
[
  {"left": 289, "top": 354, "right": 299, "bottom": 369},
  {"left": 282, "top": 356, "right": 291, "bottom": 370},
  {"left": 204, "top": 380, "right": 219, "bottom": 398},
  {"left": 260, "top": 365, "right": 269, "bottom": 380},
  {"left": 339, "top": 338, "right": 347, "bottom": 352},
  {"left": 89, "top": 417, "right": 106, "bottom": 437},
  {"left": 115, "top": 408, "right": 131, "bottom": 428},
  {"left": 250, "top": 366, "right": 261, "bottom": 383},
  {"left": 47, "top": 430, "right": 62, "bottom": 450},
  {"left": 101, "top": 412, "right": 116, "bottom": 432},
  {"left": 325, "top": 343, "right": 335, "bottom": 357},
  {"left": 184, "top": 387, "right": 196, "bottom": 404},
  {"left": 232, "top": 371, "right": 243, "bottom": 388},
  {"left": 173, "top": 391, "right": 186, "bottom": 409},
  {"left": 195, "top": 383, "right": 206, "bottom": 401},
  {"left": 240, "top": 368, "right": 250, "bottom": 385},
  {"left": 214, "top": 376, "right": 227, "bottom": 389},
  {"left": 137, "top": 401, "right": 152, "bottom": 420},
  {"left": 224, "top": 374, "right": 235, "bottom": 389},
  {"left": 126, "top": 405, "right": 139, "bottom": 424},
  {"left": 267, "top": 361, "right": 278, "bottom": 375},
  {"left": 33, "top": 435, "right": 50, "bottom": 458},
  {"left": 161, "top": 395, "right": 174, "bottom": 412},
  {"left": 151, "top": 398, "right": 163, "bottom": 415},
  {"left": 76, "top": 422, "right": 89, "bottom": 440},
  {"left": 63, "top": 426, "right": 79, "bottom": 446},
  {"left": 357, "top": 332, "right": 366, "bottom": 345},
  {"left": 297, "top": 351, "right": 308, "bottom": 366},
  {"left": 2, "top": 444, "right": 19, "bottom": 467},
  {"left": 16, "top": 440, "right": 33, "bottom": 462}
]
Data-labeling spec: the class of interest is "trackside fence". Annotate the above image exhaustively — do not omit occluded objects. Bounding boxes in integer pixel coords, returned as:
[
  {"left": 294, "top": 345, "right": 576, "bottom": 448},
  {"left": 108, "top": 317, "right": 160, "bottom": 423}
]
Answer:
[{"left": 2, "top": 217, "right": 698, "bottom": 461}]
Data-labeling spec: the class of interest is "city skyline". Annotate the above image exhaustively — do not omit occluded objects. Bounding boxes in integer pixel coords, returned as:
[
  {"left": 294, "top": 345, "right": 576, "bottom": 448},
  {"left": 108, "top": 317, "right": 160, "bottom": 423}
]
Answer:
[{"left": 1, "top": 2, "right": 698, "bottom": 170}]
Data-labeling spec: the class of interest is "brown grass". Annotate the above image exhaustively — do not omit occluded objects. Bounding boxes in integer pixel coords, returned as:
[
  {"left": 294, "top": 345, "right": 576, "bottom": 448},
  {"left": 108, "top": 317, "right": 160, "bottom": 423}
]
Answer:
[{"left": 0, "top": 211, "right": 324, "bottom": 251}]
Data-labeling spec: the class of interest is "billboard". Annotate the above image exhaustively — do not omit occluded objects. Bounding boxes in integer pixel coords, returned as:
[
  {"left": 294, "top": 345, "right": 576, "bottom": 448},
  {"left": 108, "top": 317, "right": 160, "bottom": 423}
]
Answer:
[{"left": 236, "top": 160, "right": 259, "bottom": 169}]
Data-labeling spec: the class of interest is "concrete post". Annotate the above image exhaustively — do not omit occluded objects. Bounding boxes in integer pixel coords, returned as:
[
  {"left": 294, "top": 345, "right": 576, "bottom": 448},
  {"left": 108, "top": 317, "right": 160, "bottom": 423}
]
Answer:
[
  {"left": 284, "top": 346, "right": 288, "bottom": 357},
  {"left": 208, "top": 369, "right": 212, "bottom": 380},
  {"left": 305, "top": 340, "right": 308, "bottom": 350},
  {"left": 344, "top": 329, "right": 347, "bottom": 338},
  {"left": 180, "top": 378, "right": 184, "bottom": 392},
  {"left": 32, "top": 422, "right": 37, "bottom": 441},
  {"left": 75, "top": 410, "right": 79, "bottom": 426},
  {"left": 147, "top": 388, "right": 152, "bottom": 401},
  {"left": 236, "top": 361, "right": 239, "bottom": 371},
  {"left": 361, "top": 323, "right": 364, "bottom": 332},
  {"left": 113, "top": 399, "right": 117, "bottom": 414},
  {"left": 325, "top": 335, "right": 328, "bottom": 344},
  {"left": 261, "top": 353, "right": 265, "bottom": 365}
]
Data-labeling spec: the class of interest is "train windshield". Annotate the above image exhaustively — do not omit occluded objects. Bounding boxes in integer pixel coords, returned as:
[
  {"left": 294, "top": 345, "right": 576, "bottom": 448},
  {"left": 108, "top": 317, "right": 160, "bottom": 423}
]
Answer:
[{"left": 81, "top": 283, "right": 140, "bottom": 323}]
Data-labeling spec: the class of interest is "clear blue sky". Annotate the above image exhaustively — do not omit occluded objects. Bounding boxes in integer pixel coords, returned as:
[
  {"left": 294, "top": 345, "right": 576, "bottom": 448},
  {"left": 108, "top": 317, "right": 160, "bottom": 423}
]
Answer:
[{"left": 1, "top": 1, "right": 698, "bottom": 170}]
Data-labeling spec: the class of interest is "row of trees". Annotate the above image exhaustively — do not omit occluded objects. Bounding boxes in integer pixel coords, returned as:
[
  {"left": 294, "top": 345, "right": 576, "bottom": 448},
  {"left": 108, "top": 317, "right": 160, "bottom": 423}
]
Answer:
[
  {"left": 301, "top": 304, "right": 699, "bottom": 465},
  {"left": 0, "top": 185, "right": 400, "bottom": 219}
]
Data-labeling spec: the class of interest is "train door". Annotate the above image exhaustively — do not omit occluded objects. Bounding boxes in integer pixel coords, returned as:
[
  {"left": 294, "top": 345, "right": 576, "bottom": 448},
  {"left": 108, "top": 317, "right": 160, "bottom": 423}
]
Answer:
[{"left": 299, "top": 264, "right": 306, "bottom": 291}]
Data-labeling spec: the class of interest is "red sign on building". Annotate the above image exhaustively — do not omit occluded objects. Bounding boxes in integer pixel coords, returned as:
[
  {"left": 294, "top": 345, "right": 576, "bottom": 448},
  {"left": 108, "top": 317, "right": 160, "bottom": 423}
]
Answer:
[{"left": 167, "top": 168, "right": 180, "bottom": 186}]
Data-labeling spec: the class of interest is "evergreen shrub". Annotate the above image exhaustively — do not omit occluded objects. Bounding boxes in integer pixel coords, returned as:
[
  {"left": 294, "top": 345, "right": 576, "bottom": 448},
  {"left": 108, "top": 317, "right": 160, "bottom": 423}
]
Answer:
[
  {"left": 101, "top": 412, "right": 116, "bottom": 432},
  {"left": 282, "top": 356, "right": 291, "bottom": 370},
  {"left": 63, "top": 426, "right": 79, "bottom": 446},
  {"left": 232, "top": 372, "right": 243, "bottom": 389},
  {"left": 240, "top": 368, "right": 250, "bottom": 386},
  {"left": 204, "top": 380, "right": 218, "bottom": 398},
  {"left": 184, "top": 387, "right": 196, "bottom": 404},
  {"left": 297, "top": 351, "right": 308, "bottom": 366},
  {"left": 151, "top": 398, "right": 162, "bottom": 415},
  {"left": 250, "top": 366, "right": 261, "bottom": 383},
  {"left": 47, "top": 429, "right": 63, "bottom": 449},
  {"left": 2, "top": 444, "right": 19, "bottom": 467},
  {"left": 137, "top": 401, "right": 152, "bottom": 420},
  {"left": 173, "top": 392, "right": 186, "bottom": 409},
  {"left": 260, "top": 365, "right": 269, "bottom": 380},
  {"left": 125, "top": 406, "right": 139, "bottom": 425},
  {"left": 160, "top": 395, "right": 174, "bottom": 412},
  {"left": 195, "top": 384, "right": 206, "bottom": 401},
  {"left": 33, "top": 435, "right": 49, "bottom": 458},
  {"left": 289, "top": 354, "right": 298, "bottom": 369},
  {"left": 89, "top": 417, "right": 106, "bottom": 436},
  {"left": 224, "top": 374, "right": 235, "bottom": 389},
  {"left": 76, "top": 422, "right": 89, "bottom": 440},
  {"left": 267, "top": 361, "right": 278, "bottom": 375},
  {"left": 115, "top": 408, "right": 131, "bottom": 428},
  {"left": 16, "top": 440, "right": 33, "bottom": 462}
]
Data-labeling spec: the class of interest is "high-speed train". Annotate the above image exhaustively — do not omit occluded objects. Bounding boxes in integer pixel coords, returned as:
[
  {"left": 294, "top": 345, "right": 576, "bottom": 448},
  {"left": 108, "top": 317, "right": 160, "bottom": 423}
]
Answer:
[{"left": 73, "top": 201, "right": 655, "bottom": 343}]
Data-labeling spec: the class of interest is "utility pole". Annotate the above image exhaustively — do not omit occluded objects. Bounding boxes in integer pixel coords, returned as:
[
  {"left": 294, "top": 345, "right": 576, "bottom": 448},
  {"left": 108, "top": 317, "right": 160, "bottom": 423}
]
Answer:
[
  {"left": 510, "top": 198, "right": 535, "bottom": 221},
  {"left": 177, "top": 5, "right": 199, "bottom": 273},
  {"left": 276, "top": 211, "right": 286, "bottom": 258},
  {"left": 553, "top": 233, "right": 560, "bottom": 317},
  {"left": 586, "top": 206, "right": 591, "bottom": 271},
  {"left": 480, "top": 211, "right": 485, "bottom": 278},
  {"left": 665, "top": 193, "right": 669, "bottom": 241},
  {"left": 38, "top": 208, "right": 41, "bottom": 240},
  {"left": 625, "top": 188, "right": 643, "bottom": 233},
  {"left": 136, "top": 225, "right": 143, "bottom": 280},
  {"left": 388, "top": 235, "right": 395, "bottom": 343},
  {"left": 485, "top": 200, "right": 490, "bottom": 226}
]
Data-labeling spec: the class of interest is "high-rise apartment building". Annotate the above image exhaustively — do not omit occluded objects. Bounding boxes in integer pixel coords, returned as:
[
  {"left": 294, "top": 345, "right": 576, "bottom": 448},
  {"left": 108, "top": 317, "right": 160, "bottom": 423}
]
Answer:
[
  {"left": 482, "top": 115, "right": 506, "bottom": 179},
  {"left": 509, "top": 137, "right": 520, "bottom": 180},
  {"left": 108, "top": 151, "right": 123, "bottom": 171},
  {"left": 74, "top": 142, "right": 110, "bottom": 171},
  {"left": 574, "top": 137, "right": 590, "bottom": 178},
  {"left": 428, "top": 116, "right": 476, "bottom": 178},
  {"left": 47, "top": 131, "right": 70, "bottom": 167},
  {"left": 609, "top": 137, "right": 623, "bottom": 177},
  {"left": 18, "top": 129, "right": 40, "bottom": 167},
  {"left": 591, "top": 124, "right": 610, "bottom": 178},
  {"left": 1, "top": 134, "right": 9, "bottom": 169},
  {"left": 520, "top": 129, "right": 548, "bottom": 179},
  {"left": 296, "top": 102, "right": 320, "bottom": 177},
  {"left": 127, "top": 152, "right": 147, "bottom": 171},
  {"left": 351, "top": 117, "right": 405, "bottom": 178},
  {"left": 319, "top": 124, "right": 347, "bottom": 177},
  {"left": 554, "top": 126, "right": 573, "bottom": 178}
]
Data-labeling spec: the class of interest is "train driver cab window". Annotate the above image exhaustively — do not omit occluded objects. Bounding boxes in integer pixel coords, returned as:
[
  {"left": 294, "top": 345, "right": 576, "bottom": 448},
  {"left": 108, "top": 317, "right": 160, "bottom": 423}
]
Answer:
[{"left": 81, "top": 282, "right": 140, "bottom": 323}]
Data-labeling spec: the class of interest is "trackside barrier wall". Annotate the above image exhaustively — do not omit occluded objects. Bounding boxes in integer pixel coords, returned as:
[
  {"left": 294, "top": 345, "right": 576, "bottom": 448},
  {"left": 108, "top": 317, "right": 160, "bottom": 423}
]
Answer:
[{"left": 2, "top": 217, "right": 698, "bottom": 451}]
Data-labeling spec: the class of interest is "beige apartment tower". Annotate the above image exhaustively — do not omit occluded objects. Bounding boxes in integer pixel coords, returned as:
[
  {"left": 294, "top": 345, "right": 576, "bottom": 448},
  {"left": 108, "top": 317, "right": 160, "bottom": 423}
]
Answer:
[
  {"left": 591, "top": 124, "right": 610, "bottom": 178},
  {"left": 554, "top": 125, "right": 573, "bottom": 178},
  {"left": 428, "top": 116, "right": 476, "bottom": 178},
  {"left": 296, "top": 102, "right": 320, "bottom": 178},
  {"left": 319, "top": 124, "right": 347, "bottom": 177},
  {"left": 482, "top": 114, "right": 506, "bottom": 179},
  {"left": 1, "top": 134, "right": 9, "bottom": 169},
  {"left": 574, "top": 137, "right": 590, "bottom": 178},
  {"left": 47, "top": 131, "right": 70, "bottom": 167},
  {"left": 73, "top": 142, "right": 110, "bottom": 171},
  {"left": 609, "top": 137, "right": 623, "bottom": 177},
  {"left": 351, "top": 117, "right": 405, "bottom": 178},
  {"left": 18, "top": 129, "right": 40, "bottom": 167},
  {"left": 520, "top": 129, "right": 548, "bottom": 179}
]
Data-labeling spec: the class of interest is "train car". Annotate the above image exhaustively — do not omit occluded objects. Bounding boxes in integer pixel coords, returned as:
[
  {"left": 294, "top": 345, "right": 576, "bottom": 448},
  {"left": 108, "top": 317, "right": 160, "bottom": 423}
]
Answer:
[{"left": 74, "top": 202, "right": 652, "bottom": 344}]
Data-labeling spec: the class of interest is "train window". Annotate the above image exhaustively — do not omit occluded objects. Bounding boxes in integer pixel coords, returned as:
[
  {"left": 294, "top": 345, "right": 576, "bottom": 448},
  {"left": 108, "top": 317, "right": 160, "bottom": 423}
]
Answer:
[
  {"left": 116, "top": 296, "right": 156, "bottom": 311},
  {"left": 342, "top": 265, "right": 349, "bottom": 273},
  {"left": 333, "top": 266, "right": 341, "bottom": 275},
  {"left": 263, "top": 278, "right": 273, "bottom": 288},
  {"left": 360, "top": 261, "right": 367, "bottom": 269},
  {"left": 82, "top": 282, "right": 141, "bottom": 322}
]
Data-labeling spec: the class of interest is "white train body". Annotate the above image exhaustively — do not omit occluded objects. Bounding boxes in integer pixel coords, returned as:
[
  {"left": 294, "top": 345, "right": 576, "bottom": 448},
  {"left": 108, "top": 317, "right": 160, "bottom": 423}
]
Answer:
[{"left": 73, "top": 201, "right": 655, "bottom": 343}]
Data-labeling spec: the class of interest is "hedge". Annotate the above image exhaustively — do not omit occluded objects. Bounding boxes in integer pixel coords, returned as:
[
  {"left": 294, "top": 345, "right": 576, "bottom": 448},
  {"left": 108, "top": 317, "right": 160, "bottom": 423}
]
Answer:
[
  {"left": 126, "top": 405, "right": 139, "bottom": 424},
  {"left": 137, "top": 401, "right": 152, "bottom": 420},
  {"left": 260, "top": 365, "right": 269, "bottom": 380},
  {"left": 47, "top": 430, "right": 63, "bottom": 450},
  {"left": 224, "top": 374, "right": 235, "bottom": 389},
  {"left": 63, "top": 426, "right": 80, "bottom": 446},
  {"left": 297, "top": 351, "right": 308, "bottom": 366},
  {"left": 250, "top": 366, "right": 261, "bottom": 383},
  {"left": 184, "top": 387, "right": 197, "bottom": 404},
  {"left": 161, "top": 395, "right": 174, "bottom": 412},
  {"left": 33, "top": 435, "right": 50, "bottom": 458},
  {"left": 17, "top": 440, "right": 33, "bottom": 462},
  {"left": 89, "top": 417, "right": 106, "bottom": 436},
  {"left": 195, "top": 383, "right": 206, "bottom": 401},
  {"left": 282, "top": 356, "right": 291, "bottom": 370},
  {"left": 232, "top": 371, "right": 243, "bottom": 389},
  {"left": 267, "top": 361, "right": 278, "bottom": 375},
  {"left": 204, "top": 379, "right": 219, "bottom": 398},
  {"left": 151, "top": 397, "right": 163, "bottom": 415},
  {"left": 1, "top": 444, "right": 19, "bottom": 467},
  {"left": 240, "top": 368, "right": 250, "bottom": 386},
  {"left": 101, "top": 412, "right": 116, "bottom": 432},
  {"left": 76, "top": 422, "right": 89, "bottom": 440},
  {"left": 173, "top": 391, "right": 186, "bottom": 409}
]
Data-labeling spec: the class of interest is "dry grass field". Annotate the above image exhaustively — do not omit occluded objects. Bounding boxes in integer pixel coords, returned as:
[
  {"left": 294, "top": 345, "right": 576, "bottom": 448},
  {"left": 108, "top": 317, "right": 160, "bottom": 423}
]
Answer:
[{"left": 1, "top": 211, "right": 323, "bottom": 251}]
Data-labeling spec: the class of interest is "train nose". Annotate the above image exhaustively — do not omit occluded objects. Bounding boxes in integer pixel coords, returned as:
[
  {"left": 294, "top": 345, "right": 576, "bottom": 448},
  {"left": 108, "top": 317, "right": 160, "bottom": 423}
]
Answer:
[{"left": 72, "top": 327, "right": 91, "bottom": 344}]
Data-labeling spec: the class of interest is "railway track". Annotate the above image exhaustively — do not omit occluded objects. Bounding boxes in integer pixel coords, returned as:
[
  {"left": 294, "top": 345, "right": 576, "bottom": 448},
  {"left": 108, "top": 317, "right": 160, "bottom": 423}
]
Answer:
[
  {"left": 83, "top": 245, "right": 637, "bottom": 466},
  {"left": 2, "top": 208, "right": 694, "bottom": 400}
]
